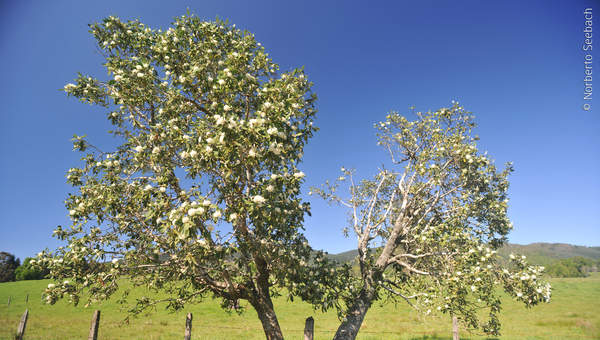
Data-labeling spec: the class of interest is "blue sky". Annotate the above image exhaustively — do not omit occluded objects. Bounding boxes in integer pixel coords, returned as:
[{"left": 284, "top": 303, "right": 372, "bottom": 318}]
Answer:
[{"left": 1, "top": 0, "right": 598, "bottom": 260}]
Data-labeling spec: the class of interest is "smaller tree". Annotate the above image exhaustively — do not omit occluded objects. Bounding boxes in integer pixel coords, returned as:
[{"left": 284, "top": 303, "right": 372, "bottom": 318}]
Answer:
[
  {"left": 0, "top": 252, "right": 20, "bottom": 282},
  {"left": 545, "top": 257, "right": 598, "bottom": 278},
  {"left": 16, "top": 257, "right": 50, "bottom": 281},
  {"left": 314, "top": 104, "right": 551, "bottom": 340}
]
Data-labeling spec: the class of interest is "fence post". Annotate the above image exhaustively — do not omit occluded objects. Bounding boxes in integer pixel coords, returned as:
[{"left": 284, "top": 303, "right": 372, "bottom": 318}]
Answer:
[
  {"left": 15, "top": 309, "right": 28, "bottom": 340},
  {"left": 7, "top": 296, "right": 10, "bottom": 306},
  {"left": 88, "top": 310, "right": 101, "bottom": 340},
  {"left": 452, "top": 315, "right": 459, "bottom": 340},
  {"left": 304, "top": 316, "right": 314, "bottom": 340},
  {"left": 25, "top": 294, "right": 29, "bottom": 304},
  {"left": 184, "top": 313, "right": 192, "bottom": 340}
]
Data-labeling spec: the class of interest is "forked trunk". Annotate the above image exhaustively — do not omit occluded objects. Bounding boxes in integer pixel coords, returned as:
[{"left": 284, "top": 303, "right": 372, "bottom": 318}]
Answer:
[
  {"left": 251, "top": 294, "right": 284, "bottom": 340},
  {"left": 333, "top": 288, "right": 375, "bottom": 340}
]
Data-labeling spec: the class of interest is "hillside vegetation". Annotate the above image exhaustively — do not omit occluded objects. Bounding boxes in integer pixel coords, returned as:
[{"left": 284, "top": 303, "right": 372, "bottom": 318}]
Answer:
[
  {"left": 326, "top": 243, "right": 600, "bottom": 267},
  {"left": 497, "top": 243, "right": 600, "bottom": 266}
]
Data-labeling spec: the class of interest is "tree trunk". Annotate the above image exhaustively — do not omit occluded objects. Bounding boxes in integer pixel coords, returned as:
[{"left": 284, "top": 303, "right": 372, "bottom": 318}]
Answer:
[
  {"left": 333, "top": 288, "right": 375, "bottom": 340},
  {"left": 251, "top": 295, "right": 284, "bottom": 340},
  {"left": 250, "top": 255, "right": 284, "bottom": 340},
  {"left": 452, "top": 315, "right": 459, "bottom": 340}
]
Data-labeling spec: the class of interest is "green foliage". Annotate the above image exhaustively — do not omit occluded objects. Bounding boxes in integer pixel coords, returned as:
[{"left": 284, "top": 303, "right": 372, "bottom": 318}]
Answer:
[
  {"left": 545, "top": 257, "right": 599, "bottom": 278},
  {"left": 15, "top": 257, "right": 50, "bottom": 281},
  {"left": 37, "top": 14, "right": 345, "bottom": 338},
  {"left": 0, "top": 252, "right": 20, "bottom": 282},
  {"left": 314, "top": 104, "right": 551, "bottom": 337}
]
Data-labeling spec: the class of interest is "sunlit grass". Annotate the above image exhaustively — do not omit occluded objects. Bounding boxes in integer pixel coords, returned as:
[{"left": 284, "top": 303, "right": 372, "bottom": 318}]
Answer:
[{"left": 0, "top": 274, "right": 598, "bottom": 339}]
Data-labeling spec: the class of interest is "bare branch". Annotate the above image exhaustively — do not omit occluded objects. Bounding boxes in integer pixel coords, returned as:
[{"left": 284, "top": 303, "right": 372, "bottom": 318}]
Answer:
[
  {"left": 349, "top": 172, "right": 361, "bottom": 237},
  {"left": 389, "top": 259, "right": 430, "bottom": 275},
  {"left": 363, "top": 171, "right": 388, "bottom": 239},
  {"left": 380, "top": 284, "right": 428, "bottom": 309},
  {"left": 388, "top": 251, "right": 456, "bottom": 262}
]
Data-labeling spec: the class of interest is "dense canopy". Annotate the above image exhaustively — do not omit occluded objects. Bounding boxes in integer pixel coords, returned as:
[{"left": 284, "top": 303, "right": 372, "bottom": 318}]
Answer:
[{"left": 37, "top": 15, "right": 342, "bottom": 340}]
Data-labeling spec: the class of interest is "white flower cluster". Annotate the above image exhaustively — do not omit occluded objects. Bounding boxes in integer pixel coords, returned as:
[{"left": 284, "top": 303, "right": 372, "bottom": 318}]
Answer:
[
  {"left": 252, "top": 195, "right": 266, "bottom": 204},
  {"left": 293, "top": 171, "right": 305, "bottom": 179}
]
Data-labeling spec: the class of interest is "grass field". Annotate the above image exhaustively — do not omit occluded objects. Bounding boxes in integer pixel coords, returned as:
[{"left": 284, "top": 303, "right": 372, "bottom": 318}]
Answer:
[{"left": 1, "top": 274, "right": 598, "bottom": 340}]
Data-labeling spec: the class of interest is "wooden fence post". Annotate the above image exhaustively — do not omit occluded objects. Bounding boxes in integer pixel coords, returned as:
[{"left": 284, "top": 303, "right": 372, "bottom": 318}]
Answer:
[
  {"left": 452, "top": 315, "right": 459, "bottom": 340},
  {"left": 15, "top": 309, "right": 28, "bottom": 340},
  {"left": 184, "top": 313, "right": 192, "bottom": 340},
  {"left": 88, "top": 310, "right": 101, "bottom": 340},
  {"left": 7, "top": 296, "right": 10, "bottom": 306},
  {"left": 304, "top": 316, "right": 314, "bottom": 340},
  {"left": 25, "top": 294, "right": 28, "bottom": 304}
]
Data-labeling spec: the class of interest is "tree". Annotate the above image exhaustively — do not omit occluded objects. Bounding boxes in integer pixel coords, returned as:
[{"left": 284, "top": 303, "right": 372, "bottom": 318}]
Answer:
[
  {"left": 15, "top": 257, "right": 49, "bottom": 281},
  {"left": 313, "top": 104, "right": 552, "bottom": 340},
  {"left": 36, "top": 15, "right": 340, "bottom": 340},
  {"left": 546, "top": 257, "right": 598, "bottom": 277},
  {"left": 0, "top": 252, "right": 20, "bottom": 282}
]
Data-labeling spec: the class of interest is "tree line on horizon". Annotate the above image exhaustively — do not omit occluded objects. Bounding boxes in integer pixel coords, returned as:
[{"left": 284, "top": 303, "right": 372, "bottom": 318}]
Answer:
[{"left": 0, "top": 252, "right": 49, "bottom": 282}]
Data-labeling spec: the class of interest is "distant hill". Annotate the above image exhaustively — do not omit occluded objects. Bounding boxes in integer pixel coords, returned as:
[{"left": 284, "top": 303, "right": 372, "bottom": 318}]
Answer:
[
  {"left": 497, "top": 243, "right": 600, "bottom": 266},
  {"left": 325, "top": 243, "right": 600, "bottom": 267},
  {"left": 327, "top": 249, "right": 362, "bottom": 264}
]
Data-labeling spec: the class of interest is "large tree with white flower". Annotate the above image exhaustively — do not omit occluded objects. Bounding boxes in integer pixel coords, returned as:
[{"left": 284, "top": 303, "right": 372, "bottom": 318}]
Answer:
[
  {"left": 38, "top": 15, "right": 343, "bottom": 340},
  {"left": 313, "top": 104, "right": 552, "bottom": 340}
]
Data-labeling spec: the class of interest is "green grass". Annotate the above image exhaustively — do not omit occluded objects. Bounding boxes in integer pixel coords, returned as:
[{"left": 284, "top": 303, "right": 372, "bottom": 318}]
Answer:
[{"left": 1, "top": 274, "right": 599, "bottom": 339}]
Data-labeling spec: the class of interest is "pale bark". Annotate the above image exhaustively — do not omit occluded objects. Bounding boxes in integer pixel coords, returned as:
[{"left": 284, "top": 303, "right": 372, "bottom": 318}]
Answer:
[
  {"left": 332, "top": 288, "right": 375, "bottom": 340},
  {"left": 452, "top": 315, "right": 459, "bottom": 340}
]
